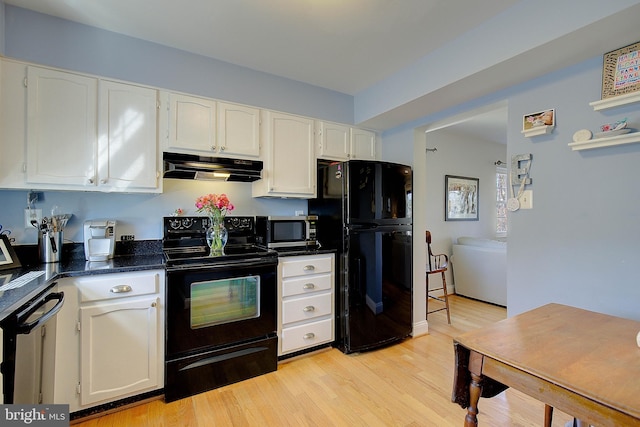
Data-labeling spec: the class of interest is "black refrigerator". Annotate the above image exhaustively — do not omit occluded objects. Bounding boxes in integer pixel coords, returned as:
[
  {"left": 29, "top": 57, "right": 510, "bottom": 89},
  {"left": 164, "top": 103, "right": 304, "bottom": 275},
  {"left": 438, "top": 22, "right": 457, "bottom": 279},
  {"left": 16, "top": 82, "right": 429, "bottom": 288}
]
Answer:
[{"left": 309, "top": 160, "right": 413, "bottom": 353}]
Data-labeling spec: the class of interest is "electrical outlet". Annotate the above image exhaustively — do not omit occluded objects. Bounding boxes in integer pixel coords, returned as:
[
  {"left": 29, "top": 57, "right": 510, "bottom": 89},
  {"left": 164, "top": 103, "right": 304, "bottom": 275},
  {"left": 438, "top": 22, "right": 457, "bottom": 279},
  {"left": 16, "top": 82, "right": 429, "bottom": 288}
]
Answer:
[
  {"left": 120, "top": 235, "right": 135, "bottom": 241},
  {"left": 24, "top": 208, "right": 43, "bottom": 228},
  {"left": 295, "top": 210, "right": 304, "bottom": 216},
  {"left": 520, "top": 190, "right": 533, "bottom": 209}
]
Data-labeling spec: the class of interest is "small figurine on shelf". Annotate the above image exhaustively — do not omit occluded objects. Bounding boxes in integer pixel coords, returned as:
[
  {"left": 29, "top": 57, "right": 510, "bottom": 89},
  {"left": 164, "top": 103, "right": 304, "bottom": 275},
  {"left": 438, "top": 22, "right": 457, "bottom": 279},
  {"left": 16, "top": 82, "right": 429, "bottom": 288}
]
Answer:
[
  {"left": 595, "top": 118, "right": 631, "bottom": 138},
  {"left": 600, "top": 118, "right": 627, "bottom": 133}
]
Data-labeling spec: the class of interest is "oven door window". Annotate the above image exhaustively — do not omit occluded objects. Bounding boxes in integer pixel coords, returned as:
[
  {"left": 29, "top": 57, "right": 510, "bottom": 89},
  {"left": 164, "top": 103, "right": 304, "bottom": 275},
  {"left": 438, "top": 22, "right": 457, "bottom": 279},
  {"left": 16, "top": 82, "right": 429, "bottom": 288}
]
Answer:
[{"left": 191, "top": 275, "right": 260, "bottom": 329}]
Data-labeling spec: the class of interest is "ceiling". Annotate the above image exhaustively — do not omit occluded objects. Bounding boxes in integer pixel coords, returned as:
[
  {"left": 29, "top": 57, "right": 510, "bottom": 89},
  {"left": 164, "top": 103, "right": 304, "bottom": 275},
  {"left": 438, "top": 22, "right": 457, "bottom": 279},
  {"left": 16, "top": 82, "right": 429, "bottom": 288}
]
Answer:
[{"left": 3, "top": 0, "right": 519, "bottom": 96}]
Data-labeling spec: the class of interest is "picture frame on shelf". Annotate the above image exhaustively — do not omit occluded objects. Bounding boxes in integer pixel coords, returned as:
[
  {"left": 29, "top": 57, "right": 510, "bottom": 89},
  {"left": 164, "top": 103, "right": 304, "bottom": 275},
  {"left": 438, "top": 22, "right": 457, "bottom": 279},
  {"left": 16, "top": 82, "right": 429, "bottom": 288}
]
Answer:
[
  {"left": 445, "top": 175, "right": 479, "bottom": 221},
  {"left": 602, "top": 41, "right": 640, "bottom": 100},
  {"left": 0, "top": 234, "right": 22, "bottom": 271},
  {"left": 521, "top": 109, "right": 555, "bottom": 137}
]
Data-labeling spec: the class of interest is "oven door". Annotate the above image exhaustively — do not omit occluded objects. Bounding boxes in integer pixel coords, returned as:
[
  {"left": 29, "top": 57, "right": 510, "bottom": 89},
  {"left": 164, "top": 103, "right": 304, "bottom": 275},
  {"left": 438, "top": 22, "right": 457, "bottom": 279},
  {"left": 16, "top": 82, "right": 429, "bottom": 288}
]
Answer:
[{"left": 166, "top": 258, "right": 277, "bottom": 358}]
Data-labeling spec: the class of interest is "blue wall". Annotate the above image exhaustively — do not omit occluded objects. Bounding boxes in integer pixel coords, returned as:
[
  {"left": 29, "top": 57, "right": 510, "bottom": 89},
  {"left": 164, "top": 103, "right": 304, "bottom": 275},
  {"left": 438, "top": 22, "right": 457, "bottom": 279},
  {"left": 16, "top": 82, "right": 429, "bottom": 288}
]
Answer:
[{"left": 382, "top": 57, "right": 640, "bottom": 321}]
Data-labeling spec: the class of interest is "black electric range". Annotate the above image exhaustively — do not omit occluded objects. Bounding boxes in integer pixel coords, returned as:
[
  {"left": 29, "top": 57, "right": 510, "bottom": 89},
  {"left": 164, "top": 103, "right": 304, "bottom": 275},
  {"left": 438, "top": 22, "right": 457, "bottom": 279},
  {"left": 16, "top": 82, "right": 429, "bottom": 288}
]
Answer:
[{"left": 162, "top": 215, "right": 279, "bottom": 402}]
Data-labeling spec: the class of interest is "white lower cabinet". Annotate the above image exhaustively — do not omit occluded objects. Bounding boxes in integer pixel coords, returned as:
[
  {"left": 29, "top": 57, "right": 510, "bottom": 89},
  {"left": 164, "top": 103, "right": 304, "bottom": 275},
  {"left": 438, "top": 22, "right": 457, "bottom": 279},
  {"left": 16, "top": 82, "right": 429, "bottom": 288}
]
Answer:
[
  {"left": 278, "top": 254, "right": 335, "bottom": 356},
  {"left": 53, "top": 270, "right": 165, "bottom": 413}
]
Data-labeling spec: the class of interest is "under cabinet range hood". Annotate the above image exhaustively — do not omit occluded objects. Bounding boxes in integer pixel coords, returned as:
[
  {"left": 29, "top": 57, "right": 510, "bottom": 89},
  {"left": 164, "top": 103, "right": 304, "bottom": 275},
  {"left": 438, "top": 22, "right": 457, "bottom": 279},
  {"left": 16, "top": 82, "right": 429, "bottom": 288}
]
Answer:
[{"left": 163, "top": 152, "right": 263, "bottom": 182}]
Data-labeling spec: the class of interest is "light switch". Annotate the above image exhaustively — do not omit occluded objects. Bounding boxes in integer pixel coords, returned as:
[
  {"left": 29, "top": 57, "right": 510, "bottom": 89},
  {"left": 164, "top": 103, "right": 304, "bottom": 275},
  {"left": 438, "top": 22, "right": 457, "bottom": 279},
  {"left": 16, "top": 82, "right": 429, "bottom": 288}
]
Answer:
[{"left": 520, "top": 190, "right": 533, "bottom": 209}]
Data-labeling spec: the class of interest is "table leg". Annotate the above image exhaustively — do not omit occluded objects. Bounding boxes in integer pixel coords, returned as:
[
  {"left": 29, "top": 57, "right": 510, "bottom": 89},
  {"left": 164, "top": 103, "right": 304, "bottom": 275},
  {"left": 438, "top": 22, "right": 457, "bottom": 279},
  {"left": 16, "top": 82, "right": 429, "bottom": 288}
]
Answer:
[
  {"left": 465, "top": 372, "right": 483, "bottom": 427},
  {"left": 544, "top": 405, "right": 553, "bottom": 427}
]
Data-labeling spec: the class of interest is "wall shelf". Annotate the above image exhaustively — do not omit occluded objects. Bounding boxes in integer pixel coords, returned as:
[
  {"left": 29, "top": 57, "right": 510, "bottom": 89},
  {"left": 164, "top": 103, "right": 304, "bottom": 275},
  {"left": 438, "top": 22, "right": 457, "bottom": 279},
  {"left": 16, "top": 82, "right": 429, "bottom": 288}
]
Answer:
[
  {"left": 590, "top": 92, "right": 640, "bottom": 111},
  {"left": 521, "top": 125, "right": 554, "bottom": 137},
  {"left": 568, "top": 131, "right": 640, "bottom": 151}
]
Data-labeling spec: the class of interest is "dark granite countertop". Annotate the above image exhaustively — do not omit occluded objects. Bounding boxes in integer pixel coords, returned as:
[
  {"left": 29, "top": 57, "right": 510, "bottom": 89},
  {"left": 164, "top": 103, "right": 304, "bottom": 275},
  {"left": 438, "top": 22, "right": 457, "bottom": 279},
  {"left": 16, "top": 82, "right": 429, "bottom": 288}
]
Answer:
[
  {"left": 273, "top": 248, "right": 337, "bottom": 257},
  {"left": 0, "top": 241, "right": 164, "bottom": 323}
]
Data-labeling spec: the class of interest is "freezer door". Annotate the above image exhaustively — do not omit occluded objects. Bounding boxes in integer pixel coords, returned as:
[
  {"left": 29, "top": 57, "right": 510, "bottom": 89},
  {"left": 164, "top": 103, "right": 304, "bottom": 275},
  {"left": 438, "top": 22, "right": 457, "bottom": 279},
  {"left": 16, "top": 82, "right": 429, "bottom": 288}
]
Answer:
[
  {"left": 341, "top": 226, "right": 412, "bottom": 353},
  {"left": 346, "top": 160, "right": 412, "bottom": 223}
]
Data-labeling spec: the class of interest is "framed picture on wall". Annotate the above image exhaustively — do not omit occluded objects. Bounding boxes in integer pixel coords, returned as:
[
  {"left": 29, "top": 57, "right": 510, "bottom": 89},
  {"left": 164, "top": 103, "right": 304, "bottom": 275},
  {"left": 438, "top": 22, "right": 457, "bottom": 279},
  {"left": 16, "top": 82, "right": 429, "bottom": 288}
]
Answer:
[
  {"left": 0, "top": 235, "right": 21, "bottom": 271},
  {"left": 602, "top": 41, "right": 640, "bottom": 99},
  {"left": 522, "top": 109, "right": 555, "bottom": 131},
  {"left": 445, "top": 175, "right": 479, "bottom": 221}
]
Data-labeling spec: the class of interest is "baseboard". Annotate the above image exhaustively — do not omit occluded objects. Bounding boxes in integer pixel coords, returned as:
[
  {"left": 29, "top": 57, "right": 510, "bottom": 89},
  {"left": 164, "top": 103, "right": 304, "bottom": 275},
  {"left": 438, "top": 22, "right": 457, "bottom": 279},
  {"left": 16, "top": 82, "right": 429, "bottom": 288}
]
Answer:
[{"left": 412, "top": 319, "right": 429, "bottom": 337}]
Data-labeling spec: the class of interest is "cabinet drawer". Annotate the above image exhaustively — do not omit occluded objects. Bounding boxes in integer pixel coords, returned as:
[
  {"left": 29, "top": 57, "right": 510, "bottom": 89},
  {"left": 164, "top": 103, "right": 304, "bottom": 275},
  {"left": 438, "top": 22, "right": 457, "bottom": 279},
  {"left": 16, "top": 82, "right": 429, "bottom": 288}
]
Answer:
[
  {"left": 282, "top": 292, "right": 332, "bottom": 324},
  {"left": 282, "top": 273, "right": 332, "bottom": 297},
  {"left": 75, "top": 271, "right": 161, "bottom": 302},
  {"left": 281, "top": 318, "right": 333, "bottom": 354},
  {"left": 280, "top": 255, "right": 333, "bottom": 278}
]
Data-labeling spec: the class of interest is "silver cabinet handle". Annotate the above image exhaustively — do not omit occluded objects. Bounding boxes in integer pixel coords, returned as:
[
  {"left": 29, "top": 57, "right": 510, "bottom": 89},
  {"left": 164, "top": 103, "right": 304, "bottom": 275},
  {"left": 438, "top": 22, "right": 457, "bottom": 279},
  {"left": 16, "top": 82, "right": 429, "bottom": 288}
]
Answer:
[
  {"left": 303, "top": 306, "right": 315, "bottom": 312},
  {"left": 110, "top": 285, "right": 132, "bottom": 293},
  {"left": 303, "top": 283, "right": 315, "bottom": 290},
  {"left": 100, "top": 179, "right": 107, "bottom": 184},
  {"left": 303, "top": 333, "right": 315, "bottom": 340},
  {"left": 303, "top": 265, "right": 315, "bottom": 271}
]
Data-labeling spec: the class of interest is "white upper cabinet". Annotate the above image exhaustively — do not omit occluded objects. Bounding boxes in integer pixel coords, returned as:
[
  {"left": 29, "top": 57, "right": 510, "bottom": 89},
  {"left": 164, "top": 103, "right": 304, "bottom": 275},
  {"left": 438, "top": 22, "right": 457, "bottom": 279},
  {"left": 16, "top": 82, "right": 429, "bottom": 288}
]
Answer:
[
  {"left": 350, "top": 127, "right": 377, "bottom": 161},
  {"left": 316, "top": 121, "right": 377, "bottom": 161},
  {"left": 164, "top": 94, "right": 261, "bottom": 159},
  {"left": 253, "top": 110, "right": 316, "bottom": 198},
  {"left": 166, "top": 92, "right": 217, "bottom": 153},
  {"left": 316, "top": 121, "right": 350, "bottom": 160},
  {"left": 21, "top": 65, "right": 161, "bottom": 192},
  {"left": 0, "top": 59, "right": 29, "bottom": 189},
  {"left": 217, "top": 101, "right": 261, "bottom": 158},
  {"left": 98, "top": 80, "right": 160, "bottom": 190},
  {"left": 26, "top": 66, "right": 98, "bottom": 187}
]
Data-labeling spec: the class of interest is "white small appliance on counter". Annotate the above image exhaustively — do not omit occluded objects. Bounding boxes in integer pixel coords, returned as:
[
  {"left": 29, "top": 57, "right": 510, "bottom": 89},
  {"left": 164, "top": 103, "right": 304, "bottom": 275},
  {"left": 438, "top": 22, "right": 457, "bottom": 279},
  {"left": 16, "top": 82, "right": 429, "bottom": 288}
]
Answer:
[{"left": 84, "top": 220, "right": 116, "bottom": 261}]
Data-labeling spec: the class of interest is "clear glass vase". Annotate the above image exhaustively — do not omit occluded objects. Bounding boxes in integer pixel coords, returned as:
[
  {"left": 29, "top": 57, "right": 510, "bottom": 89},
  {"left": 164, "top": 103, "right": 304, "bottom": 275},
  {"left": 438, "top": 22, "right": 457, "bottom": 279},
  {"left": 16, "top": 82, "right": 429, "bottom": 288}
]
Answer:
[{"left": 206, "top": 214, "right": 228, "bottom": 256}]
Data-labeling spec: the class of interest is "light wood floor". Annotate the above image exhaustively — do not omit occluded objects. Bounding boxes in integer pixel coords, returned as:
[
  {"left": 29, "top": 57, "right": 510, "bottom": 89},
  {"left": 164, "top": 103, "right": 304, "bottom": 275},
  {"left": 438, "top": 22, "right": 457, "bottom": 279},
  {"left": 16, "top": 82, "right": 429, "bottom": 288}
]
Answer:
[{"left": 74, "top": 296, "right": 574, "bottom": 426}]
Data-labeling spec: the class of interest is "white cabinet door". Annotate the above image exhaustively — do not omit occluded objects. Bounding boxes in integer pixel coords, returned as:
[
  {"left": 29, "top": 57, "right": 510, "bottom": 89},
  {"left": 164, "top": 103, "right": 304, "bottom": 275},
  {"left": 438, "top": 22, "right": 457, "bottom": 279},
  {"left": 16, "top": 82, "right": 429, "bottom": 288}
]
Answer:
[
  {"left": 316, "top": 121, "right": 350, "bottom": 161},
  {"left": 0, "top": 59, "right": 29, "bottom": 189},
  {"left": 350, "top": 128, "right": 377, "bottom": 161},
  {"left": 79, "top": 295, "right": 159, "bottom": 406},
  {"left": 23, "top": 66, "right": 161, "bottom": 192},
  {"left": 26, "top": 66, "right": 97, "bottom": 187},
  {"left": 217, "top": 101, "right": 260, "bottom": 158},
  {"left": 316, "top": 122, "right": 378, "bottom": 161},
  {"left": 98, "top": 80, "right": 160, "bottom": 191},
  {"left": 167, "top": 93, "right": 216, "bottom": 153},
  {"left": 253, "top": 110, "right": 315, "bottom": 198}
]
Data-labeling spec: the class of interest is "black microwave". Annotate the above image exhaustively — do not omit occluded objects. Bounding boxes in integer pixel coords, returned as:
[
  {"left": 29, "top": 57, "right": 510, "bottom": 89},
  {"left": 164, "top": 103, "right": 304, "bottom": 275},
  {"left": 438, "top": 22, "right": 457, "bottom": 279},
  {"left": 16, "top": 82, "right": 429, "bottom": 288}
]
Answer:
[{"left": 255, "top": 216, "right": 318, "bottom": 249}]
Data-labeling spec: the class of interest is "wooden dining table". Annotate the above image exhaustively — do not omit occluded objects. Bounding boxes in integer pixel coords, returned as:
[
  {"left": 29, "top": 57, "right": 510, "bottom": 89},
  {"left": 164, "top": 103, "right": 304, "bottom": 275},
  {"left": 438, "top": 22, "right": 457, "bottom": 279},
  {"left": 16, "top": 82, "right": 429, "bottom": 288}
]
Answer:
[{"left": 451, "top": 303, "right": 640, "bottom": 426}]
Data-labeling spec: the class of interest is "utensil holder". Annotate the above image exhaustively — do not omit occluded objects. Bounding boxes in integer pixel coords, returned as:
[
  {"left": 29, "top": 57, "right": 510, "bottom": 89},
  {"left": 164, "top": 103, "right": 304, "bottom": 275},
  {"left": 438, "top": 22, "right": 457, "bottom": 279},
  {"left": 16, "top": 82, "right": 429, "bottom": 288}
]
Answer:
[{"left": 39, "top": 230, "right": 63, "bottom": 263}]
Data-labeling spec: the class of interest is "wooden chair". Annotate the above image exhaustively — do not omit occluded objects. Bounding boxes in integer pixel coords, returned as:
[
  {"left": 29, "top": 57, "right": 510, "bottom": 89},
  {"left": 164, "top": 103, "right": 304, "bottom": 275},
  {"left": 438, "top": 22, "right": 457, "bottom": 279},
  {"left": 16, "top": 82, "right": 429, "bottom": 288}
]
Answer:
[{"left": 426, "top": 231, "right": 451, "bottom": 324}]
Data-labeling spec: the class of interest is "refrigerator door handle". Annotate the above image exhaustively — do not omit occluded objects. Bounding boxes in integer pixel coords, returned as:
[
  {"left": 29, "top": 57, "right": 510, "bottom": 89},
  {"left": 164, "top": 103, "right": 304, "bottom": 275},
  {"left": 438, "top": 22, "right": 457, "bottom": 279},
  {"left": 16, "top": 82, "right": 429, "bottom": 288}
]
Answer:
[{"left": 348, "top": 223, "right": 378, "bottom": 231}]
